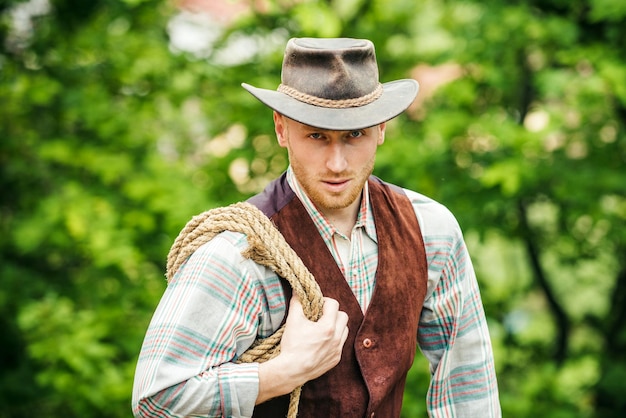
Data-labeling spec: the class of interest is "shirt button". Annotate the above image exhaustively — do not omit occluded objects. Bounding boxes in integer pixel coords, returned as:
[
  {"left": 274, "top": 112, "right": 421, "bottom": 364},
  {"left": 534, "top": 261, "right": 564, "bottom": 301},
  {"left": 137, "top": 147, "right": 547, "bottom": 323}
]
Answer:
[{"left": 363, "top": 338, "right": 372, "bottom": 348}]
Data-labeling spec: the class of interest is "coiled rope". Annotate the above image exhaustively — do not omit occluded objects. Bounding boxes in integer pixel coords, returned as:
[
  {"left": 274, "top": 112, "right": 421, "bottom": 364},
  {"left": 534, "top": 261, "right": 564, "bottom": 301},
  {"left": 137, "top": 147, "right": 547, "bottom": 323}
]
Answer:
[{"left": 166, "top": 201, "right": 324, "bottom": 418}]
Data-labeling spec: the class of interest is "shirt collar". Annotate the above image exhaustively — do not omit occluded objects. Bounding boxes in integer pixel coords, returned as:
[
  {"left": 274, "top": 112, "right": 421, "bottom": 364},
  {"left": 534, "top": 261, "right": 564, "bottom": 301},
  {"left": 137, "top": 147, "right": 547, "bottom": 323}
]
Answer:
[{"left": 286, "top": 167, "right": 377, "bottom": 242}]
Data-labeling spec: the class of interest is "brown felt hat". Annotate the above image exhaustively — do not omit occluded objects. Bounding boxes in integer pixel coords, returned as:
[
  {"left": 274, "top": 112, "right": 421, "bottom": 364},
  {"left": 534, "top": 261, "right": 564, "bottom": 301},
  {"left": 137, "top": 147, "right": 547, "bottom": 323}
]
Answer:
[{"left": 242, "top": 37, "right": 419, "bottom": 130}]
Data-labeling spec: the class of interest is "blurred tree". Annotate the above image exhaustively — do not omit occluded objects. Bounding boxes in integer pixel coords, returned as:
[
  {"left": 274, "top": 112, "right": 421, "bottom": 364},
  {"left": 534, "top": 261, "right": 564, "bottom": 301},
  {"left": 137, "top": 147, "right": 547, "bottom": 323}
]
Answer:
[
  {"left": 0, "top": 0, "right": 248, "bottom": 416},
  {"left": 1, "top": 0, "right": 625, "bottom": 417}
]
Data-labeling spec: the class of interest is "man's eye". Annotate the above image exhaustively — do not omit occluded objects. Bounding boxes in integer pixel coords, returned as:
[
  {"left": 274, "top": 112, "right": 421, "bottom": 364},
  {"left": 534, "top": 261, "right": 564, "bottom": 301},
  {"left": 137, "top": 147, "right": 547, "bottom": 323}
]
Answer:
[
  {"left": 348, "top": 131, "right": 363, "bottom": 138},
  {"left": 309, "top": 133, "right": 323, "bottom": 139}
]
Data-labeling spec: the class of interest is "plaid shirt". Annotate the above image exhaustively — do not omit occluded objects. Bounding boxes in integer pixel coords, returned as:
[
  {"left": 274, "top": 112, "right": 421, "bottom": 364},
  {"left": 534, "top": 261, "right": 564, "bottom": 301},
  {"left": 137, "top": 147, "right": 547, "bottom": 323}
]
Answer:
[{"left": 132, "top": 168, "right": 501, "bottom": 417}]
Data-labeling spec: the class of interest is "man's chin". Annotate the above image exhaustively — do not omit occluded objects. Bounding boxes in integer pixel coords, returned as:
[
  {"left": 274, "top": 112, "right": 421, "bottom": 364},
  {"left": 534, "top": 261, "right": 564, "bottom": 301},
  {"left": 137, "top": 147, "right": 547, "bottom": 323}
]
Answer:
[{"left": 313, "top": 196, "right": 355, "bottom": 212}]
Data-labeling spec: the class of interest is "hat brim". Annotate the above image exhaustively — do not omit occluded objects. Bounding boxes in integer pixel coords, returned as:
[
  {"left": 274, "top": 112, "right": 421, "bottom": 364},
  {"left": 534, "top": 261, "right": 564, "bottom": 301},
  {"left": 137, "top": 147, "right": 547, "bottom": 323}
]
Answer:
[{"left": 241, "top": 79, "right": 419, "bottom": 130}]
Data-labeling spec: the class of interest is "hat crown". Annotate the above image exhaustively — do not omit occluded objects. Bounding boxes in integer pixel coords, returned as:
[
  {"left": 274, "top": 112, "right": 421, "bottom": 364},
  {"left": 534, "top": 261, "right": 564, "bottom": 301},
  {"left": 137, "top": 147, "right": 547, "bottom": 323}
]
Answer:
[{"left": 281, "top": 38, "right": 380, "bottom": 101}]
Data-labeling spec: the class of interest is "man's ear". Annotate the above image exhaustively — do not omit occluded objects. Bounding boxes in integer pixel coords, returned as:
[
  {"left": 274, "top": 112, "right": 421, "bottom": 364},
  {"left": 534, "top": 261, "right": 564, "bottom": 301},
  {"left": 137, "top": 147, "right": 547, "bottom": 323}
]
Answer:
[
  {"left": 274, "top": 111, "right": 288, "bottom": 147},
  {"left": 378, "top": 122, "right": 386, "bottom": 145}
]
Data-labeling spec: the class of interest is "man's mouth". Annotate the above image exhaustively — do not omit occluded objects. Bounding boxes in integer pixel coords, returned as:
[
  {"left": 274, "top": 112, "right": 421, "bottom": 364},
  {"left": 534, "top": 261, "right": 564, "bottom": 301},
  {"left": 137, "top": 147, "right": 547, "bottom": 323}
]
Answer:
[{"left": 322, "top": 178, "right": 350, "bottom": 192}]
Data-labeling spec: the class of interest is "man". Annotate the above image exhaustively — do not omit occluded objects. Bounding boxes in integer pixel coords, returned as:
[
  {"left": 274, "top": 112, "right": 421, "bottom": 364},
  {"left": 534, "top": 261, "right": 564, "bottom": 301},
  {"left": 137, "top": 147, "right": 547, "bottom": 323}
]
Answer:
[{"left": 132, "top": 37, "right": 501, "bottom": 417}]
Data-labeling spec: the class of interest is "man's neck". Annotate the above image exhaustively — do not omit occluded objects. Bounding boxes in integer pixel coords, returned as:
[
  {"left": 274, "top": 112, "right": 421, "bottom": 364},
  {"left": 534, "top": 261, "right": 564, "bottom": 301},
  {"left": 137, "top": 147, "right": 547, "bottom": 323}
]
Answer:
[{"left": 320, "top": 193, "right": 362, "bottom": 237}]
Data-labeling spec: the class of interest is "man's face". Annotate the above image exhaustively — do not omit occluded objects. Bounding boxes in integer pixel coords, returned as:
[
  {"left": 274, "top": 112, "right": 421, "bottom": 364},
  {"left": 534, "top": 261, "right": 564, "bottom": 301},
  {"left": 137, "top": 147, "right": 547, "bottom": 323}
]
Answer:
[{"left": 274, "top": 112, "right": 386, "bottom": 216}]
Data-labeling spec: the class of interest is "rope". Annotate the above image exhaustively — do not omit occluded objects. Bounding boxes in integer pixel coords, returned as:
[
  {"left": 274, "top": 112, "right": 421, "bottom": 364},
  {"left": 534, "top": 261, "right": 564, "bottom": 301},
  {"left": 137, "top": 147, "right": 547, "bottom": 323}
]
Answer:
[{"left": 166, "top": 201, "right": 324, "bottom": 417}]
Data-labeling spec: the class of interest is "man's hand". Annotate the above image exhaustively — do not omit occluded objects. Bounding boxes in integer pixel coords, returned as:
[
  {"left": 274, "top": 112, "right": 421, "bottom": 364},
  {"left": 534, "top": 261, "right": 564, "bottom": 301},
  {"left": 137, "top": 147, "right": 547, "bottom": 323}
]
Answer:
[{"left": 256, "top": 296, "right": 349, "bottom": 404}]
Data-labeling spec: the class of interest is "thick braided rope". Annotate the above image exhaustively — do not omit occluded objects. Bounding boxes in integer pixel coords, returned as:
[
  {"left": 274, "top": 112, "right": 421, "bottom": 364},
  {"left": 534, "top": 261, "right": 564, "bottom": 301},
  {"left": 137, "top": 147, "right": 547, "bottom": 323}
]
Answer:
[
  {"left": 278, "top": 83, "right": 383, "bottom": 108},
  {"left": 166, "top": 202, "right": 324, "bottom": 418}
]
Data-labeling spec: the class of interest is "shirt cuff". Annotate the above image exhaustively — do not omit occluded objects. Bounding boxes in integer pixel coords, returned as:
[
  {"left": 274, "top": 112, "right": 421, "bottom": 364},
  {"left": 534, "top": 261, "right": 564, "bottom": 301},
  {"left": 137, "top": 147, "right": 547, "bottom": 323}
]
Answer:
[{"left": 218, "top": 362, "right": 260, "bottom": 417}]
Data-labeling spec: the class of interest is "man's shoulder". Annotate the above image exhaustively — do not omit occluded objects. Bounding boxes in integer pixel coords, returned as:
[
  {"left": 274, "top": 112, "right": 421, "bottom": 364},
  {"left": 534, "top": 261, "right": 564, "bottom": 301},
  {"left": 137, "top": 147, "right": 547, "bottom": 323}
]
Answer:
[
  {"left": 247, "top": 172, "right": 295, "bottom": 217},
  {"left": 179, "top": 230, "right": 249, "bottom": 267},
  {"left": 390, "top": 185, "right": 462, "bottom": 237},
  {"left": 168, "top": 230, "right": 261, "bottom": 286},
  {"left": 370, "top": 177, "right": 447, "bottom": 212}
]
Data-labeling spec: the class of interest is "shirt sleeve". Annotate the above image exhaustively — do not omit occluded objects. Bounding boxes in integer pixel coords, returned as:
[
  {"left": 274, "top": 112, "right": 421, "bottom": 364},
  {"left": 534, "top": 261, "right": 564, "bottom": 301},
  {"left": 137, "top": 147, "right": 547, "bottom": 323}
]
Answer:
[
  {"left": 407, "top": 190, "right": 501, "bottom": 417},
  {"left": 132, "top": 231, "right": 286, "bottom": 418}
]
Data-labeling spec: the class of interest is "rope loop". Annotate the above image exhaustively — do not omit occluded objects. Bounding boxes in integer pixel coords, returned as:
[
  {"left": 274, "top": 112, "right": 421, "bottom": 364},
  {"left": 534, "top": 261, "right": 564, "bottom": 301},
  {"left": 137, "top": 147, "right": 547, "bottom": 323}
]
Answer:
[{"left": 166, "top": 202, "right": 324, "bottom": 417}]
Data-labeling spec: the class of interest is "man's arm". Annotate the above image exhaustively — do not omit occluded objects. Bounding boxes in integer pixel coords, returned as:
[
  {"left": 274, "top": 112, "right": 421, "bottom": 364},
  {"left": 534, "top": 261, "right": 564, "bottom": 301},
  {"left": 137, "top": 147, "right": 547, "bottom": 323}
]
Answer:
[
  {"left": 132, "top": 232, "right": 266, "bottom": 417},
  {"left": 132, "top": 232, "right": 348, "bottom": 417},
  {"left": 417, "top": 225, "right": 501, "bottom": 417},
  {"left": 404, "top": 189, "right": 500, "bottom": 417}
]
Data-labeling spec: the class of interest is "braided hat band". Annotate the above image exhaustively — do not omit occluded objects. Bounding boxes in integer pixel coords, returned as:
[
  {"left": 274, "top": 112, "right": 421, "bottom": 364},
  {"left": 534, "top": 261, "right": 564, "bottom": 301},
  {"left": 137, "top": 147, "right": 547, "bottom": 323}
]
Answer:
[{"left": 277, "top": 83, "right": 384, "bottom": 109}]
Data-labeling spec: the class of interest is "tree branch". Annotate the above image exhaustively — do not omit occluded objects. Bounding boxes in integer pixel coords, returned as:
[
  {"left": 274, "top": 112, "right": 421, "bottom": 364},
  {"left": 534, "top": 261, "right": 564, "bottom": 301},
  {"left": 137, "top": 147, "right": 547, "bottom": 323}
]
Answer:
[{"left": 517, "top": 200, "right": 570, "bottom": 364}]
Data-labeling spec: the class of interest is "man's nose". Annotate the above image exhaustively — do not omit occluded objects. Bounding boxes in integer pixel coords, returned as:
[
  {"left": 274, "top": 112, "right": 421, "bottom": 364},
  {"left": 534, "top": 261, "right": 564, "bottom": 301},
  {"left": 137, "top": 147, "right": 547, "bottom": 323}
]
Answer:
[{"left": 325, "top": 142, "right": 348, "bottom": 173}]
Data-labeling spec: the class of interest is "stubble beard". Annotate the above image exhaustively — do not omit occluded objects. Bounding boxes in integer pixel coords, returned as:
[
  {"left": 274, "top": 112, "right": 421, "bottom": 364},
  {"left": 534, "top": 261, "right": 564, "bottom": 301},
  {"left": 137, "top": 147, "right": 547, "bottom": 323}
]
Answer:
[{"left": 290, "top": 153, "right": 376, "bottom": 212}]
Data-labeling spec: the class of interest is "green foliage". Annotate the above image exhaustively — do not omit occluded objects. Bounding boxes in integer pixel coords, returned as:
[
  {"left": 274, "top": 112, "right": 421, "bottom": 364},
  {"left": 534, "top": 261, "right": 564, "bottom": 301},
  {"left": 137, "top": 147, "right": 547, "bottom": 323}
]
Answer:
[
  {"left": 18, "top": 294, "right": 130, "bottom": 414},
  {"left": 1, "top": 0, "right": 625, "bottom": 416}
]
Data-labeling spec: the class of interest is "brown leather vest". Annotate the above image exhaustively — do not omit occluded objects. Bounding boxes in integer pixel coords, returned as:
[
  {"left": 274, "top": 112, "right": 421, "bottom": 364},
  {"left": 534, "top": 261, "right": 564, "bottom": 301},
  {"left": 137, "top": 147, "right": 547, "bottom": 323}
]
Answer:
[{"left": 248, "top": 173, "right": 428, "bottom": 418}]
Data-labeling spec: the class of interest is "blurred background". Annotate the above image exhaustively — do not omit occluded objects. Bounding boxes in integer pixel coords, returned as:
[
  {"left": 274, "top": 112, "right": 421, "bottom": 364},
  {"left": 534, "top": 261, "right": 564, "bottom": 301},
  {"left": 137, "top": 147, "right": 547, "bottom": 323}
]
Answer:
[{"left": 1, "top": 0, "right": 625, "bottom": 416}]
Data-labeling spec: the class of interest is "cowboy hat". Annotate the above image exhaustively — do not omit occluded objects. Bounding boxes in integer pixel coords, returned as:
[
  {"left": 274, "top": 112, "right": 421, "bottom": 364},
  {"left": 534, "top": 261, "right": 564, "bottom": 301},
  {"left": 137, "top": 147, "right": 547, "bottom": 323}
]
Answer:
[{"left": 241, "top": 37, "right": 419, "bottom": 130}]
